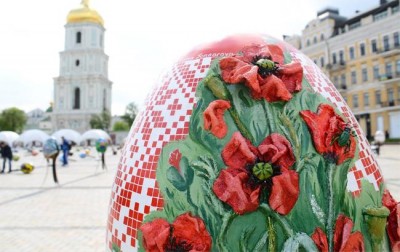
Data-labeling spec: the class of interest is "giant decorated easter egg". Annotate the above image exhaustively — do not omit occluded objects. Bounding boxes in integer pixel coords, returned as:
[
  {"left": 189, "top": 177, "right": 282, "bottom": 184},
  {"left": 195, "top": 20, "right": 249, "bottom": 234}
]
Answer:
[
  {"left": 43, "top": 137, "right": 59, "bottom": 158},
  {"left": 96, "top": 138, "right": 108, "bottom": 153},
  {"left": 106, "top": 34, "right": 398, "bottom": 251}
]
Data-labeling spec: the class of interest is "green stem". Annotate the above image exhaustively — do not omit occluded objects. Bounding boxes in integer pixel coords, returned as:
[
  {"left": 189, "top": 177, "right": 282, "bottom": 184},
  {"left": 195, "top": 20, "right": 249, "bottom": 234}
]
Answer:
[
  {"left": 326, "top": 162, "right": 336, "bottom": 252},
  {"left": 218, "top": 212, "right": 237, "bottom": 252},
  {"left": 229, "top": 106, "right": 255, "bottom": 144},
  {"left": 259, "top": 204, "right": 294, "bottom": 237},
  {"left": 204, "top": 75, "right": 255, "bottom": 143},
  {"left": 279, "top": 111, "right": 300, "bottom": 162},
  {"left": 262, "top": 101, "right": 276, "bottom": 133}
]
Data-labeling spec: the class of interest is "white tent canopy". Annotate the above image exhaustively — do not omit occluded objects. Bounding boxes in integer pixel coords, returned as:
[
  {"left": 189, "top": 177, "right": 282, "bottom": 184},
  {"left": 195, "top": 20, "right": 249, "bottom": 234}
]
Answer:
[
  {"left": 52, "top": 129, "right": 82, "bottom": 144},
  {"left": 80, "top": 129, "right": 111, "bottom": 142},
  {"left": 0, "top": 131, "right": 20, "bottom": 146},
  {"left": 16, "top": 129, "right": 50, "bottom": 146}
]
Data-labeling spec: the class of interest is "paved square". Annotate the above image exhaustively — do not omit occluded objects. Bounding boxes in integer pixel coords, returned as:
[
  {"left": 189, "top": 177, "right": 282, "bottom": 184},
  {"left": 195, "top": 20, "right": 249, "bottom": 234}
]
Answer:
[{"left": 0, "top": 144, "right": 399, "bottom": 251}]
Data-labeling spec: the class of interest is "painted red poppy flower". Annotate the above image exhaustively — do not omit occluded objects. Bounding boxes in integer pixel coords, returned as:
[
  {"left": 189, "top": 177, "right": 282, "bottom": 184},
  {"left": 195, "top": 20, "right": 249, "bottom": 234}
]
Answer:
[
  {"left": 203, "top": 100, "right": 231, "bottom": 138},
  {"left": 140, "top": 212, "right": 212, "bottom": 252},
  {"left": 212, "top": 132, "right": 298, "bottom": 215},
  {"left": 140, "top": 218, "right": 170, "bottom": 252},
  {"left": 382, "top": 189, "right": 400, "bottom": 250},
  {"left": 169, "top": 149, "right": 182, "bottom": 171},
  {"left": 219, "top": 44, "right": 303, "bottom": 102},
  {"left": 300, "top": 103, "right": 356, "bottom": 165},
  {"left": 311, "top": 214, "right": 364, "bottom": 252}
]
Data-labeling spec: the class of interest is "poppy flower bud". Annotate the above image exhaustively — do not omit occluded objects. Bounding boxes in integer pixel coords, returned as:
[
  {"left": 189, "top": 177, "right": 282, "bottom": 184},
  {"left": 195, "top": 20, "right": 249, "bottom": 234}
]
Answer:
[{"left": 204, "top": 75, "right": 231, "bottom": 101}]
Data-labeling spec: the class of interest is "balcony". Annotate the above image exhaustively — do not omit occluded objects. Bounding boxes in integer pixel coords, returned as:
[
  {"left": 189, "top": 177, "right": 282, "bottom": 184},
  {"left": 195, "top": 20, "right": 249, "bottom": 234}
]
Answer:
[
  {"left": 380, "top": 99, "right": 400, "bottom": 107},
  {"left": 330, "top": 61, "right": 346, "bottom": 71},
  {"left": 376, "top": 46, "right": 400, "bottom": 57},
  {"left": 380, "top": 72, "right": 400, "bottom": 84}
]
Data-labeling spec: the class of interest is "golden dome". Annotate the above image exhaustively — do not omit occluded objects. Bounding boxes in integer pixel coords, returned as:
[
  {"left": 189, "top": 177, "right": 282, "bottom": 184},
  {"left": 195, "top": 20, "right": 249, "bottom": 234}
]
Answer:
[{"left": 66, "top": 0, "right": 104, "bottom": 26}]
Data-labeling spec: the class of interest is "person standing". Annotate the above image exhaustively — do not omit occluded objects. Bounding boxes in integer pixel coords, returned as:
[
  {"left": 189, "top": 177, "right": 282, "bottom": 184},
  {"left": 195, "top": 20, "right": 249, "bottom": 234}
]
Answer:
[
  {"left": 60, "top": 137, "right": 70, "bottom": 166},
  {"left": 0, "top": 142, "right": 13, "bottom": 173}
]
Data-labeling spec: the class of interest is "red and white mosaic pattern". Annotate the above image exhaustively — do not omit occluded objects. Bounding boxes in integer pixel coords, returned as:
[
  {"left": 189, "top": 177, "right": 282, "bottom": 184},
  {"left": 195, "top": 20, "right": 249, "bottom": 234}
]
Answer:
[
  {"left": 106, "top": 39, "right": 383, "bottom": 251},
  {"left": 106, "top": 56, "right": 213, "bottom": 251},
  {"left": 287, "top": 45, "right": 382, "bottom": 195}
]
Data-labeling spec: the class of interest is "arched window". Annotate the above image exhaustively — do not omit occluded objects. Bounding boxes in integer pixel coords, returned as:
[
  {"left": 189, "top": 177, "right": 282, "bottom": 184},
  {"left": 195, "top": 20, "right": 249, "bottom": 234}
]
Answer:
[
  {"left": 76, "top": 32, "right": 82, "bottom": 44},
  {"left": 103, "top": 89, "right": 106, "bottom": 110},
  {"left": 73, "top": 87, "right": 80, "bottom": 109},
  {"left": 75, "top": 59, "right": 80, "bottom": 66}
]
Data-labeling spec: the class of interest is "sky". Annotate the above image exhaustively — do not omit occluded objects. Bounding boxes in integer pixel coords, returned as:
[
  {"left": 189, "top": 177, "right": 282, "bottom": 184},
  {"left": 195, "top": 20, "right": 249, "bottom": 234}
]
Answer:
[{"left": 0, "top": 0, "right": 379, "bottom": 116}]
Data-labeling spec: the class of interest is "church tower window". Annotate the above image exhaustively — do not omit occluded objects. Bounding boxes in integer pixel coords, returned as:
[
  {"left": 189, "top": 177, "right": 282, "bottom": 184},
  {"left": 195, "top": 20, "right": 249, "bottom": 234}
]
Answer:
[
  {"left": 76, "top": 31, "right": 82, "bottom": 43},
  {"left": 75, "top": 59, "right": 80, "bottom": 66},
  {"left": 103, "top": 89, "right": 106, "bottom": 110},
  {"left": 73, "top": 87, "right": 81, "bottom": 109}
]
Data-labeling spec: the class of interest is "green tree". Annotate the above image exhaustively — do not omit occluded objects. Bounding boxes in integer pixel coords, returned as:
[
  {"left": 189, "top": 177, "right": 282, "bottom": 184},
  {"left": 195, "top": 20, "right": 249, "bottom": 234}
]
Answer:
[
  {"left": 112, "top": 121, "right": 130, "bottom": 131},
  {"left": 121, "top": 102, "right": 138, "bottom": 127},
  {"left": 90, "top": 109, "right": 111, "bottom": 130},
  {"left": 0, "top": 107, "right": 27, "bottom": 133}
]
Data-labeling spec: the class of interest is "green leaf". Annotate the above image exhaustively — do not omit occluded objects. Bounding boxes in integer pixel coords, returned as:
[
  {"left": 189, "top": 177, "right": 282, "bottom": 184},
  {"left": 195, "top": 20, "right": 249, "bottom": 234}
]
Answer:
[
  {"left": 166, "top": 166, "right": 187, "bottom": 191},
  {"left": 281, "top": 233, "right": 319, "bottom": 252},
  {"left": 180, "top": 156, "right": 194, "bottom": 185},
  {"left": 111, "top": 243, "right": 121, "bottom": 252}
]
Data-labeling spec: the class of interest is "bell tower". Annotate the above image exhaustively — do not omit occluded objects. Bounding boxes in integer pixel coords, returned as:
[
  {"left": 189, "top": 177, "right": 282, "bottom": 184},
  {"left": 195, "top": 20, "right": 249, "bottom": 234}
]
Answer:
[{"left": 52, "top": 0, "right": 112, "bottom": 132}]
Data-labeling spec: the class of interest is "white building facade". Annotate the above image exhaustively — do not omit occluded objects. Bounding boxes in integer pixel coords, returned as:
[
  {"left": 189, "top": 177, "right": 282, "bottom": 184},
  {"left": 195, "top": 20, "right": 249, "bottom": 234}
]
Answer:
[
  {"left": 284, "top": 0, "right": 400, "bottom": 139},
  {"left": 52, "top": 0, "right": 112, "bottom": 133}
]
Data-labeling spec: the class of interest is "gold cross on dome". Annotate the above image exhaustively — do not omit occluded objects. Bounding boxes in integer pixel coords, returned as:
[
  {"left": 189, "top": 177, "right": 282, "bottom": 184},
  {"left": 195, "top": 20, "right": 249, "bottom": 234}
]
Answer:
[{"left": 81, "top": 0, "right": 89, "bottom": 8}]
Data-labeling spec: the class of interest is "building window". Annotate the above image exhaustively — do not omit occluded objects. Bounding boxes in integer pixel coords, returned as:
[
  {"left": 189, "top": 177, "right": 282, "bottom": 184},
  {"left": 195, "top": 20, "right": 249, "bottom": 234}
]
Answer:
[
  {"left": 313, "top": 37, "right": 317, "bottom": 44},
  {"left": 349, "top": 47, "right": 355, "bottom": 60},
  {"left": 394, "top": 32, "right": 400, "bottom": 47},
  {"left": 373, "top": 65, "right": 380, "bottom": 79},
  {"left": 362, "top": 68, "right": 368, "bottom": 82},
  {"left": 388, "top": 88, "right": 394, "bottom": 105},
  {"left": 76, "top": 32, "right": 81, "bottom": 44},
  {"left": 364, "top": 93, "right": 369, "bottom": 107},
  {"left": 373, "top": 10, "right": 388, "bottom": 21},
  {"left": 340, "top": 74, "right": 346, "bottom": 87},
  {"left": 396, "top": 60, "right": 400, "bottom": 75},
  {"left": 398, "top": 88, "right": 400, "bottom": 102},
  {"left": 75, "top": 59, "right": 80, "bottom": 66},
  {"left": 91, "top": 30, "right": 97, "bottom": 46},
  {"left": 320, "top": 34, "right": 324, "bottom": 41},
  {"left": 351, "top": 70, "right": 357, "bottom": 84},
  {"left": 383, "top": 35, "right": 390, "bottom": 51},
  {"left": 371, "top": 39, "right": 377, "bottom": 53},
  {"left": 386, "top": 62, "right": 393, "bottom": 78},
  {"left": 103, "top": 89, "right": 107, "bottom": 110},
  {"left": 353, "top": 95, "right": 358, "bottom": 108},
  {"left": 333, "top": 76, "right": 339, "bottom": 88},
  {"left": 349, "top": 21, "right": 361, "bottom": 30},
  {"left": 100, "top": 35, "right": 103, "bottom": 47},
  {"left": 360, "top": 43, "right": 365, "bottom": 56},
  {"left": 73, "top": 87, "right": 80, "bottom": 109},
  {"left": 375, "top": 90, "right": 381, "bottom": 104},
  {"left": 320, "top": 57, "right": 325, "bottom": 67},
  {"left": 339, "top": 50, "right": 344, "bottom": 63},
  {"left": 307, "top": 39, "right": 310, "bottom": 46},
  {"left": 332, "top": 53, "right": 337, "bottom": 64}
]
